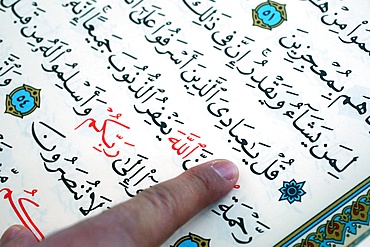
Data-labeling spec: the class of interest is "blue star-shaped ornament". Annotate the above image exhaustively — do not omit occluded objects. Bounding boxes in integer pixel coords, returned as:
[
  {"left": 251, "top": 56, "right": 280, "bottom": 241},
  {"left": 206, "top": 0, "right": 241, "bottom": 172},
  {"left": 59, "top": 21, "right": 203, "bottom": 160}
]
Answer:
[{"left": 278, "top": 179, "right": 306, "bottom": 204}]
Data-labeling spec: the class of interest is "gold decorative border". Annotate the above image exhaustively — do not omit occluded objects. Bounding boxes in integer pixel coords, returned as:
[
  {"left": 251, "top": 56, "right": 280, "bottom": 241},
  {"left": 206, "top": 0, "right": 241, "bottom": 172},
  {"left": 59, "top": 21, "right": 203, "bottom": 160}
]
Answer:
[{"left": 276, "top": 176, "right": 370, "bottom": 247}]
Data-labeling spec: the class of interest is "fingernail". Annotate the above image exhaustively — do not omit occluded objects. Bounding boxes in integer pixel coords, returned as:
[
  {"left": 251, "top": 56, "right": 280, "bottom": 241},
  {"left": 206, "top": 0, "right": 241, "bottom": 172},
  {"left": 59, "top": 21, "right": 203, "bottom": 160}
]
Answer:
[
  {"left": 0, "top": 225, "right": 22, "bottom": 245},
  {"left": 211, "top": 159, "right": 239, "bottom": 181}
]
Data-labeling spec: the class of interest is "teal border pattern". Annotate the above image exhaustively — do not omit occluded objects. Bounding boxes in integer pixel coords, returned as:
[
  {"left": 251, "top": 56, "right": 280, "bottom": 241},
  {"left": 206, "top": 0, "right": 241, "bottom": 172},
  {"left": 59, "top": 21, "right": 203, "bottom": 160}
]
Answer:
[{"left": 276, "top": 176, "right": 370, "bottom": 247}]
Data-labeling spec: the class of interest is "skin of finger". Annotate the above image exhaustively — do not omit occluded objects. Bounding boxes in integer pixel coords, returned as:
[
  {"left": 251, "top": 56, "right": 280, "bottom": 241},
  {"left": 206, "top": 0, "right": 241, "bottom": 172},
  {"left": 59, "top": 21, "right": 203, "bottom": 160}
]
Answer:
[
  {"left": 37, "top": 160, "right": 238, "bottom": 247},
  {"left": 0, "top": 225, "right": 22, "bottom": 245},
  {"left": 0, "top": 226, "right": 37, "bottom": 247}
]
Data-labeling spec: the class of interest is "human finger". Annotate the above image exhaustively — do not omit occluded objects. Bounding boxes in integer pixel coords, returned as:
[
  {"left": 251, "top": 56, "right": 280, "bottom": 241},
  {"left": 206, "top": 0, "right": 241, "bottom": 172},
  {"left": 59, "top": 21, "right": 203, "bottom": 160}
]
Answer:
[
  {"left": 0, "top": 225, "right": 38, "bottom": 247},
  {"left": 21, "top": 159, "right": 239, "bottom": 247}
]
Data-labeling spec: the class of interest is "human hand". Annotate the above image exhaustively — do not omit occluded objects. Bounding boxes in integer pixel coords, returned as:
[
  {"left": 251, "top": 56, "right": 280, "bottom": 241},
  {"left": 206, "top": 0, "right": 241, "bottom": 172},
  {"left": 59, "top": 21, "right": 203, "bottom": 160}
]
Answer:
[{"left": 0, "top": 159, "right": 239, "bottom": 247}]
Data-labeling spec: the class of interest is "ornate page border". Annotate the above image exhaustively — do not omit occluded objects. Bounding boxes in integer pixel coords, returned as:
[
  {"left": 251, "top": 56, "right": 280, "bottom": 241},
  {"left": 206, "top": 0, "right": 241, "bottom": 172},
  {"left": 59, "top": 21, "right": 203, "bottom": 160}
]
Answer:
[{"left": 276, "top": 176, "right": 370, "bottom": 247}]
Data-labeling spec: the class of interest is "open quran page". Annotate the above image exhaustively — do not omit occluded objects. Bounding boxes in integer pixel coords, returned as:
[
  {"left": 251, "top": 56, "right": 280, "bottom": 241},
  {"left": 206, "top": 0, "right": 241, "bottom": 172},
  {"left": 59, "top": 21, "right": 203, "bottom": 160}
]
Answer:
[{"left": 1, "top": 0, "right": 370, "bottom": 246}]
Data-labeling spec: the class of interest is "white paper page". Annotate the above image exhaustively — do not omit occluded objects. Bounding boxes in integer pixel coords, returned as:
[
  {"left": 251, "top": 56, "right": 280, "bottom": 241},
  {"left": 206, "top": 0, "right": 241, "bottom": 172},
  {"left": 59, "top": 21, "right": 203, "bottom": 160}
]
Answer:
[{"left": 1, "top": 1, "right": 369, "bottom": 246}]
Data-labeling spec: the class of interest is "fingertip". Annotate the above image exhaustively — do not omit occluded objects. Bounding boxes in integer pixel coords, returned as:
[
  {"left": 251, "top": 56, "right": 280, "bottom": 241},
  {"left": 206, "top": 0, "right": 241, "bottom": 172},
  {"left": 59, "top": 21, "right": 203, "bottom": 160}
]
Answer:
[
  {"left": 1, "top": 225, "right": 23, "bottom": 245},
  {"left": 211, "top": 159, "right": 239, "bottom": 182},
  {"left": 0, "top": 225, "right": 37, "bottom": 247},
  {"left": 186, "top": 159, "right": 239, "bottom": 196}
]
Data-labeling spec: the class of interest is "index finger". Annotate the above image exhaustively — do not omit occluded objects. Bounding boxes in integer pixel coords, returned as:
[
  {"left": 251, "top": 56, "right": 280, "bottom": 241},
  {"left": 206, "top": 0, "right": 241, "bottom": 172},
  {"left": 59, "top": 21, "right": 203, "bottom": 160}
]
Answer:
[{"left": 38, "top": 159, "right": 239, "bottom": 247}]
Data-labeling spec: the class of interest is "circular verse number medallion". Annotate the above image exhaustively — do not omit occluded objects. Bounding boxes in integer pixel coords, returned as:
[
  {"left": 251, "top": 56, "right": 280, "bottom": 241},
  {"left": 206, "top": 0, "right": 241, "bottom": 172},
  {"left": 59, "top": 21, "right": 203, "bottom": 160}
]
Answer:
[
  {"left": 5, "top": 84, "right": 41, "bottom": 118},
  {"left": 252, "top": 1, "right": 287, "bottom": 30}
]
